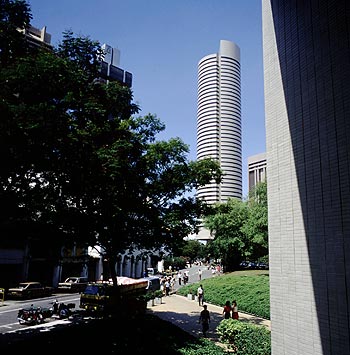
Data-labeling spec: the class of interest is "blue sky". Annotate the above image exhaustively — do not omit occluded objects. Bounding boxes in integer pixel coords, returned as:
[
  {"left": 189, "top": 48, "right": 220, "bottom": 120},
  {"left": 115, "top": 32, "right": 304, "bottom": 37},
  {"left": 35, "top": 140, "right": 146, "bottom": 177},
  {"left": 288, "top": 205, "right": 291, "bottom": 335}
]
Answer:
[{"left": 27, "top": 0, "right": 266, "bottom": 197}]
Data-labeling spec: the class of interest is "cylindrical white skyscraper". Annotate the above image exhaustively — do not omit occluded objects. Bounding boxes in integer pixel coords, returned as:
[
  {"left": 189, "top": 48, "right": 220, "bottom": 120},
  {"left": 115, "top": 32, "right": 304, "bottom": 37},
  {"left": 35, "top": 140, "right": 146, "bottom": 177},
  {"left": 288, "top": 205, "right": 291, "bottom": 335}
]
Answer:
[{"left": 196, "top": 40, "right": 242, "bottom": 205}]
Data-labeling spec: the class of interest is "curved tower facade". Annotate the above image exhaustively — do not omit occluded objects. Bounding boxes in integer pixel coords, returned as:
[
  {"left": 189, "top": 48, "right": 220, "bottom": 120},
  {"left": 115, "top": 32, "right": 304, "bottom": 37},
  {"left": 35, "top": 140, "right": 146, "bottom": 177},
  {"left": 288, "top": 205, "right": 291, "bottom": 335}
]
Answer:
[{"left": 196, "top": 40, "right": 242, "bottom": 205}]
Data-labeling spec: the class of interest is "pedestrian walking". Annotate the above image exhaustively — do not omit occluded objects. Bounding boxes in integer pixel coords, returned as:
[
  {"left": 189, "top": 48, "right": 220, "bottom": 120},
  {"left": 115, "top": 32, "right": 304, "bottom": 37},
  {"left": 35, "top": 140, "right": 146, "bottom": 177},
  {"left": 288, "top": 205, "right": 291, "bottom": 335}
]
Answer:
[
  {"left": 197, "top": 284, "right": 204, "bottom": 306},
  {"left": 199, "top": 304, "right": 210, "bottom": 337},
  {"left": 232, "top": 300, "right": 239, "bottom": 319},
  {"left": 177, "top": 271, "right": 182, "bottom": 285},
  {"left": 184, "top": 270, "right": 189, "bottom": 284},
  {"left": 223, "top": 300, "right": 232, "bottom": 319},
  {"left": 165, "top": 279, "right": 170, "bottom": 296},
  {"left": 198, "top": 268, "right": 202, "bottom": 281}
]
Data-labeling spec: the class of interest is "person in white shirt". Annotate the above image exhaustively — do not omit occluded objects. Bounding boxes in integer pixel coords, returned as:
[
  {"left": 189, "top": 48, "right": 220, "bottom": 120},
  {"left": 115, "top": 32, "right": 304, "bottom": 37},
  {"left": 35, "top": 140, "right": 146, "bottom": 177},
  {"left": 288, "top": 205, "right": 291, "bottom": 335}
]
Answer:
[{"left": 197, "top": 284, "right": 204, "bottom": 306}]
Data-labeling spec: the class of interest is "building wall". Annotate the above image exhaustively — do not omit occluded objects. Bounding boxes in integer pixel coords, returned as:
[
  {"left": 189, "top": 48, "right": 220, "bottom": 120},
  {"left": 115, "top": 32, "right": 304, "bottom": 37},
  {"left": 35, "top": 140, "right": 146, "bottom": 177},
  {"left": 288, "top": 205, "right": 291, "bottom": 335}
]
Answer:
[
  {"left": 19, "top": 25, "right": 52, "bottom": 49},
  {"left": 99, "top": 43, "right": 132, "bottom": 87},
  {"left": 196, "top": 40, "right": 242, "bottom": 204},
  {"left": 248, "top": 152, "right": 266, "bottom": 193},
  {"left": 262, "top": 0, "right": 350, "bottom": 354}
]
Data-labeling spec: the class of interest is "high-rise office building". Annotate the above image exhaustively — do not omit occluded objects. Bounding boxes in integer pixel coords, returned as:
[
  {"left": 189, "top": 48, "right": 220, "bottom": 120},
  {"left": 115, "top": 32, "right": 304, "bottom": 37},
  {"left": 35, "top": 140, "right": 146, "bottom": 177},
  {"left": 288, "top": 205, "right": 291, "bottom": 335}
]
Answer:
[
  {"left": 193, "top": 40, "right": 241, "bottom": 242},
  {"left": 248, "top": 152, "right": 266, "bottom": 193},
  {"left": 263, "top": 1, "right": 350, "bottom": 354},
  {"left": 99, "top": 44, "right": 132, "bottom": 88},
  {"left": 196, "top": 39, "right": 242, "bottom": 204}
]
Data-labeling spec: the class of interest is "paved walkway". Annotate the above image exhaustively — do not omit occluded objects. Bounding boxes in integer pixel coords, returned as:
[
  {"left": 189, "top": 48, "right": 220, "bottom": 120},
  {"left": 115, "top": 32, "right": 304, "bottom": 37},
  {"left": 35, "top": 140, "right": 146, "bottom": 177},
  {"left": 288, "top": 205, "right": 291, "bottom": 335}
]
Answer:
[{"left": 146, "top": 293, "right": 270, "bottom": 344}]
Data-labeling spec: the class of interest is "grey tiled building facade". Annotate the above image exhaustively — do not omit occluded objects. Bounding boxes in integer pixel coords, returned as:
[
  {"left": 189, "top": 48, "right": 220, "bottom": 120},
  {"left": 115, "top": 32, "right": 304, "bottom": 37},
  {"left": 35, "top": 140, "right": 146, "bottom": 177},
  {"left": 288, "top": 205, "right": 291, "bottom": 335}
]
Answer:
[{"left": 262, "top": 0, "right": 350, "bottom": 354}]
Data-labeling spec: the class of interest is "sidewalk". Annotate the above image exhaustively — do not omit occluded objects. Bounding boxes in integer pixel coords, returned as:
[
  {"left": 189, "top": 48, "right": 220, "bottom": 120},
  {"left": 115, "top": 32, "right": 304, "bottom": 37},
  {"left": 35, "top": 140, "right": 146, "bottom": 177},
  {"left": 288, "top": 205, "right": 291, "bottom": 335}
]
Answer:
[{"left": 146, "top": 293, "right": 270, "bottom": 344}]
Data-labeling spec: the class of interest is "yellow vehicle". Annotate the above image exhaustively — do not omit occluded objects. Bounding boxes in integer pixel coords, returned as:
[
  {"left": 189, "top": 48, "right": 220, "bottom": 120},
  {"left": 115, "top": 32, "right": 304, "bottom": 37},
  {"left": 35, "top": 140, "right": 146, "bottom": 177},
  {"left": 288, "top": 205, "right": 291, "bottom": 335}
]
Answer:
[{"left": 80, "top": 277, "right": 148, "bottom": 315}]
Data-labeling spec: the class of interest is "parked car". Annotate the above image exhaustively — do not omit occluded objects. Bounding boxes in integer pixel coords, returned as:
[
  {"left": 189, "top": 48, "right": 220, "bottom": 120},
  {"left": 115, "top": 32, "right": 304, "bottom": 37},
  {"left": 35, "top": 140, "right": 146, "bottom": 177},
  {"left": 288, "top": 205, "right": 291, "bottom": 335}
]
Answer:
[
  {"left": 256, "top": 262, "right": 269, "bottom": 270},
  {"left": 57, "top": 276, "right": 89, "bottom": 293},
  {"left": 7, "top": 281, "right": 54, "bottom": 300}
]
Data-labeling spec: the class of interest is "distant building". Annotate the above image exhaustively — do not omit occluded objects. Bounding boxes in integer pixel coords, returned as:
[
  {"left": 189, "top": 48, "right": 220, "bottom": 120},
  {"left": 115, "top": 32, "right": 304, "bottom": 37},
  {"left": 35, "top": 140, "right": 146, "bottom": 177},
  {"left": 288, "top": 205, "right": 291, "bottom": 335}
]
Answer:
[
  {"left": 99, "top": 43, "right": 132, "bottom": 87},
  {"left": 248, "top": 152, "right": 266, "bottom": 192},
  {"left": 193, "top": 39, "right": 242, "bottom": 243},
  {"left": 196, "top": 39, "right": 242, "bottom": 204},
  {"left": 18, "top": 25, "right": 52, "bottom": 49}
]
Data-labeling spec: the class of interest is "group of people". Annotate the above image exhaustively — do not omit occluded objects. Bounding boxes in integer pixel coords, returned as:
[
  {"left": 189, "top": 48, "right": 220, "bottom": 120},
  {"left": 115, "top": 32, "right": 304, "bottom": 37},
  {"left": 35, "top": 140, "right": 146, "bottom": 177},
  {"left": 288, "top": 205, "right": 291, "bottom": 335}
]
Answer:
[
  {"left": 177, "top": 270, "right": 189, "bottom": 285},
  {"left": 197, "top": 284, "right": 239, "bottom": 338},
  {"left": 223, "top": 299, "right": 239, "bottom": 319},
  {"left": 160, "top": 275, "right": 176, "bottom": 296}
]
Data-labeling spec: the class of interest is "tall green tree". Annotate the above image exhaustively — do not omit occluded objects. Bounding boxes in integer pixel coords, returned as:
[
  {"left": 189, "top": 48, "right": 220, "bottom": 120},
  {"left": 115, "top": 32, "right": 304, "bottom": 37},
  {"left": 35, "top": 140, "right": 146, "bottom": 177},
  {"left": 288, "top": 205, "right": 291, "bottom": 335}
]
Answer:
[
  {"left": 0, "top": 0, "right": 32, "bottom": 66},
  {"left": 179, "top": 239, "right": 206, "bottom": 262},
  {"left": 241, "top": 181, "right": 268, "bottom": 261},
  {"left": 0, "top": 1, "right": 223, "bottom": 286},
  {"left": 204, "top": 182, "right": 269, "bottom": 271},
  {"left": 204, "top": 198, "right": 249, "bottom": 271}
]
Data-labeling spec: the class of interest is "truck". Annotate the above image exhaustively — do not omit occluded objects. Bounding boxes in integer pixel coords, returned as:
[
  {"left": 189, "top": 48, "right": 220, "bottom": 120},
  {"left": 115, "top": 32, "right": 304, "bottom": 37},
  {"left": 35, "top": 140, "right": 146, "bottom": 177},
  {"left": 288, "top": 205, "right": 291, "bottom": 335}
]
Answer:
[{"left": 80, "top": 277, "right": 149, "bottom": 315}]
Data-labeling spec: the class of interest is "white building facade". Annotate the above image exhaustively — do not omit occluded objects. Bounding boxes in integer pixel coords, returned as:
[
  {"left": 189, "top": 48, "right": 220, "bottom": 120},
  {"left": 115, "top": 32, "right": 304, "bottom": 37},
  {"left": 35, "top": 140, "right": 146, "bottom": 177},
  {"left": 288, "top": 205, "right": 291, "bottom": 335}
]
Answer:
[
  {"left": 196, "top": 39, "right": 242, "bottom": 204},
  {"left": 194, "top": 40, "right": 242, "bottom": 242}
]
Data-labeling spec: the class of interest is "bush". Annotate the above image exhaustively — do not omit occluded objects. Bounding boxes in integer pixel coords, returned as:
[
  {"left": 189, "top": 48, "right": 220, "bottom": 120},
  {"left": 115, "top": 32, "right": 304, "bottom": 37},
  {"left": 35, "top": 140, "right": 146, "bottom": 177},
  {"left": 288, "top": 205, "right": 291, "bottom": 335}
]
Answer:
[
  {"left": 217, "top": 319, "right": 271, "bottom": 355},
  {"left": 176, "top": 271, "right": 270, "bottom": 319},
  {"left": 178, "top": 338, "right": 228, "bottom": 355},
  {"left": 153, "top": 290, "right": 164, "bottom": 298}
]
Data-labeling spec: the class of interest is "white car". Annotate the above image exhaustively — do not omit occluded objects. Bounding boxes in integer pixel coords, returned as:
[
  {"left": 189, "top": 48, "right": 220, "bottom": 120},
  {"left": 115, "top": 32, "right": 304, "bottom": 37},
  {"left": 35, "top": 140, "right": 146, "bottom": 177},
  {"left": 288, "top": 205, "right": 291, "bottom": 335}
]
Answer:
[{"left": 57, "top": 277, "right": 89, "bottom": 293}]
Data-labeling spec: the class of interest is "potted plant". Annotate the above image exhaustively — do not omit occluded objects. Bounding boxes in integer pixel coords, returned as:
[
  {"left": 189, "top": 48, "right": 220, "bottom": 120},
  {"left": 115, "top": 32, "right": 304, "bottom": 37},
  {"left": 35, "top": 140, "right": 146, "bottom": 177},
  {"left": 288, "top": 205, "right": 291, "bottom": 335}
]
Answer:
[
  {"left": 154, "top": 290, "right": 164, "bottom": 304},
  {"left": 187, "top": 287, "right": 195, "bottom": 300},
  {"left": 140, "top": 292, "right": 156, "bottom": 306}
]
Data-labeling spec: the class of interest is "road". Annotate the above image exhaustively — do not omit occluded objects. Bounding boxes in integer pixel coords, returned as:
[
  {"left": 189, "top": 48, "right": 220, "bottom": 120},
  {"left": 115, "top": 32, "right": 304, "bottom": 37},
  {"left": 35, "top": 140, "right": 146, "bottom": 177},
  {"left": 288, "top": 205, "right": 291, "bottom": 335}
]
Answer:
[
  {"left": 172, "top": 264, "right": 216, "bottom": 291},
  {"left": 0, "top": 293, "right": 81, "bottom": 334},
  {"left": 0, "top": 264, "right": 215, "bottom": 335}
]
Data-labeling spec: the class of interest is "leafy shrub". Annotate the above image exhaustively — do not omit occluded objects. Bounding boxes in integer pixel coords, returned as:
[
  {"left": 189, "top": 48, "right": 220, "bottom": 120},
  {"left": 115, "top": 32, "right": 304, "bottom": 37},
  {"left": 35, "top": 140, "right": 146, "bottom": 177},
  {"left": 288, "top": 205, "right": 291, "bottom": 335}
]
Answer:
[
  {"left": 153, "top": 290, "right": 164, "bottom": 298},
  {"left": 177, "top": 271, "right": 270, "bottom": 319},
  {"left": 164, "top": 256, "right": 187, "bottom": 270},
  {"left": 179, "top": 338, "right": 228, "bottom": 355},
  {"left": 217, "top": 319, "right": 271, "bottom": 355}
]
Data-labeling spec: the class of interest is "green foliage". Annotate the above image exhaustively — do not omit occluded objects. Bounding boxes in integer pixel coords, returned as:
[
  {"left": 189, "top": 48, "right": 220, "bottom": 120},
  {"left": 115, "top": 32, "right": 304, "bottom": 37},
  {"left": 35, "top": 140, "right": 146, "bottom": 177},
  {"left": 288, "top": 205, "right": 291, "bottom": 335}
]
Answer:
[
  {"left": 180, "top": 239, "right": 206, "bottom": 261},
  {"left": 204, "top": 198, "right": 249, "bottom": 271},
  {"left": 178, "top": 338, "right": 228, "bottom": 354},
  {"left": 242, "top": 181, "right": 268, "bottom": 261},
  {"left": 163, "top": 256, "right": 187, "bottom": 270},
  {"left": 176, "top": 271, "right": 270, "bottom": 320},
  {"left": 153, "top": 290, "right": 164, "bottom": 299},
  {"left": 0, "top": 0, "right": 32, "bottom": 66},
  {"left": 217, "top": 319, "right": 271, "bottom": 355},
  {"left": 137, "top": 292, "right": 154, "bottom": 303},
  {"left": 203, "top": 182, "right": 269, "bottom": 271},
  {"left": 0, "top": 1, "right": 224, "bottom": 279}
]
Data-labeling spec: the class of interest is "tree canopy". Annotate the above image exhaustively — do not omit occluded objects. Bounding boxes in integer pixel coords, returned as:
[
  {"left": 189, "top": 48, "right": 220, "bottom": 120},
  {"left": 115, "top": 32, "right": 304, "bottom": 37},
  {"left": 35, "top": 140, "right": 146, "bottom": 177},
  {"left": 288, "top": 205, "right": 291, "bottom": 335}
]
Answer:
[
  {"left": 204, "top": 198, "right": 249, "bottom": 271},
  {"left": 0, "top": 0, "right": 223, "bottom": 285},
  {"left": 204, "top": 181, "right": 268, "bottom": 271}
]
